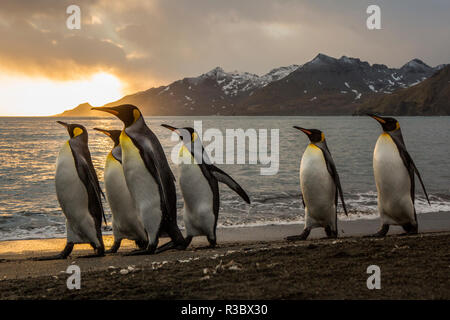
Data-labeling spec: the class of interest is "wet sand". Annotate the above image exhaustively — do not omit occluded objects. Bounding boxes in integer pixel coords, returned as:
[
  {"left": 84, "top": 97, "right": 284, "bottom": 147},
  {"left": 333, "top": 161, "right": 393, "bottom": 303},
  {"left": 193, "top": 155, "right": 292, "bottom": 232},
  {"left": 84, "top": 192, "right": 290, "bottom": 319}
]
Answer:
[{"left": 0, "top": 212, "right": 449, "bottom": 299}]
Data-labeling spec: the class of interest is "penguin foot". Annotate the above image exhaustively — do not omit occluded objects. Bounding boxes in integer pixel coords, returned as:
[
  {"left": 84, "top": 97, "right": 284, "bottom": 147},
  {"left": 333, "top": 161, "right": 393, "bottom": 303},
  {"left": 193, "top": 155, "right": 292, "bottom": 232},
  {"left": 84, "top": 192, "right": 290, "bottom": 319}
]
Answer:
[
  {"left": 124, "top": 244, "right": 157, "bottom": 256},
  {"left": 135, "top": 240, "right": 149, "bottom": 250},
  {"left": 31, "top": 254, "right": 68, "bottom": 261},
  {"left": 401, "top": 223, "right": 418, "bottom": 235},
  {"left": 321, "top": 235, "right": 337, "bottom": 240},
  {"left": 155, "top": 241, "right": 188, "bottom": 254},
  {"left": 105, "top": 239, "right": 122, "bottom": 254},
  {"left": 324, "top": 226, "right": 338, "bottom": 239},
  {"left": 364, "top": 224, "right": 389, "bottom": 238},
  {"left": 286, "top": 228, "right": 310, "bottom": 241},
  {"left": 207, "top": 237, "right": 217, "bottom": 248},
  {"left": 79, "top": 245, "right": 105, "bottom": 258},
  {"left": 363, "top": 233, "right": 386, "bottom": 238},
  {"left": 32, "top": 242, "right": 74, "bottom": 261},
  {"left": 123, "top": 250, "right": 152, "bottom": 256},
  {"left": 286, "top": 233, "right": 308, "bottom": 241},
  {"left": 78, "top": 253, "right": 105, "bottom": 259},
  {"left": 398, "top": 231, "right": 418, "bottom": 237}
]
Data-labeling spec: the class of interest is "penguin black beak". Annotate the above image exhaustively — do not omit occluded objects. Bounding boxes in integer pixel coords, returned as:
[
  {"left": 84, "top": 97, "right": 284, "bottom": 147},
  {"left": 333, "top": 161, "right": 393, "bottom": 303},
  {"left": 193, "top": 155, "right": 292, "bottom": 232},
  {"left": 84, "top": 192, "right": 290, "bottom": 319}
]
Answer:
[
  {"left": 293, "top": 126, "right": 312, "bottom": 136},
  {"left": 56, "top": 121, "right": 69, "bottom": 128},
  {"left": 93, "top": 127, "right": 111, "bottom": 137},
  {"left": 367, "top": 113, "right": 386, "bottom": 124},
  {"left": 161, "top": 124, "right": 179, "bottom": 133},
  {"left": 91, "top": 106, "right": 120, "bottom": 116}
]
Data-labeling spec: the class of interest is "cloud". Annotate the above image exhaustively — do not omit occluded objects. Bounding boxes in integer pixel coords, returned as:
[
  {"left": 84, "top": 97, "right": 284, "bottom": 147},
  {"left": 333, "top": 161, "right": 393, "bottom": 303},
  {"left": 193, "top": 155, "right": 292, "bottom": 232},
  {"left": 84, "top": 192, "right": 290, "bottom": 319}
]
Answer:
[{"left": 0, "top": 0, "right": 448, "bottom": 93}]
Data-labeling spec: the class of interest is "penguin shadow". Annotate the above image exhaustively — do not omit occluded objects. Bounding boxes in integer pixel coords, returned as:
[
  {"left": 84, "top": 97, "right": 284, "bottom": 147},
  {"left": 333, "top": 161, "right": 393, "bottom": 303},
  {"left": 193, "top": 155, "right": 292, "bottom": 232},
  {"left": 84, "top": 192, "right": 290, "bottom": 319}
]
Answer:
[{"left": 189, "top": 245, "right": 220, "bottom": 252}]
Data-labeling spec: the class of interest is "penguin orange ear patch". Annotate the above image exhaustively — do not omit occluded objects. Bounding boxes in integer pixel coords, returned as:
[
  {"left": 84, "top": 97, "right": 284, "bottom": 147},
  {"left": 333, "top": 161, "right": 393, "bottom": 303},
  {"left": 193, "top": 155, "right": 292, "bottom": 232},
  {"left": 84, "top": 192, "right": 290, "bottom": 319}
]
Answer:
[
  {"left": 133, "top": 109, "right": 141, "bottom": 123},
  {"left": 191, "top": 132, "right": 198, "bottom": 141},
  {"left": 73, "top": 127, "right": 83, "bottom": 137}
]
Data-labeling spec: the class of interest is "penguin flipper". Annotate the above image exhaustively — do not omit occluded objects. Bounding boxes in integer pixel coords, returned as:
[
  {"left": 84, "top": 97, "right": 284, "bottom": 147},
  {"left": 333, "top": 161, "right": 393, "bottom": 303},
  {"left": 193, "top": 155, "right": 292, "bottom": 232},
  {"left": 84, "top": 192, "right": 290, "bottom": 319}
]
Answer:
[
  {"left": 318, "top": 144, "right": 348, "bottom": 216},
  {"left": 389, "top": 132, "right": 430, "bottom": 205},
  {"left": 69, "top": 139, "right": 107, "bottom": 228},
  {"left": 300, "top": 193, "right": 305, "bottom": 208},
  {"left": 208, "top": 165, "right": 251, "bottom": 204}
]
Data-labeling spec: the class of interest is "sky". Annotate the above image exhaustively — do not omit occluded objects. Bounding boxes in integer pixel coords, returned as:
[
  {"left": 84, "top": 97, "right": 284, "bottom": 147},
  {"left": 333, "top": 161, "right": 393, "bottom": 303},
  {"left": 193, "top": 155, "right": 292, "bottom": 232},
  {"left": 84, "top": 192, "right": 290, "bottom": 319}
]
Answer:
[{"left": 0, "top": 0, "right": 449, "bottom": 115}]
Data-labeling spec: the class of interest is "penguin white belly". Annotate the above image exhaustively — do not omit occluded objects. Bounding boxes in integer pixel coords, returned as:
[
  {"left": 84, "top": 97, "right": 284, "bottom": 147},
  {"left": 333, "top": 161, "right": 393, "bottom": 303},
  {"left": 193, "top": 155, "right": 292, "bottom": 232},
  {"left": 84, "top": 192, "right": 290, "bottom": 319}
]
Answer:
[
  {"left": 55, "top": 142, "right": 99, "bottom": 245},
  {"left": 373, "top": 134, "right": 414, "bottom": 225},
  {"left": 300, "top": 144, "right": 336, "bottom": 228},
  {"left": 179, "top": 163, "right": 215, "bottom": 238},
  {"left": 104, "top": 154, "right": 147, "bottom": 242},
  {"left": 120, "top": 133, "right": 162, "bottom": 243}
]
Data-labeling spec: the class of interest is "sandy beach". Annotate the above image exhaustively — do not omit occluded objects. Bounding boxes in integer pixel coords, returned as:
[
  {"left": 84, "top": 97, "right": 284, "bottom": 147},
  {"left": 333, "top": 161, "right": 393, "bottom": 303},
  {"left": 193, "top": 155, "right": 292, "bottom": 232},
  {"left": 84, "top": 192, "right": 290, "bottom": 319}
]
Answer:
[{"left": 0, "top": 212, "right": 449, "bottom": 299}]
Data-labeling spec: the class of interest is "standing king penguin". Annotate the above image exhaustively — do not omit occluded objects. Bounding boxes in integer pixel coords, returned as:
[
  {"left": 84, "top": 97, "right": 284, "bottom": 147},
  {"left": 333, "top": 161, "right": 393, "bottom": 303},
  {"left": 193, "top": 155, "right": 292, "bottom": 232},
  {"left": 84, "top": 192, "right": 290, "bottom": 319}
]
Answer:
[
  {"left": 161, "top": 125, "right": 250, "bottom": 248},
  {"left": 368, "top": 114, "right": 430, "bottom": 237},
  {"left": 94, "top": 128, "right": 148, "bottom": 253},
  {"left": 92, "top": 105, "right": 185, "bottom": 254},
  {"left": 287, "top": 127, "right": 347, "bottom": 240},
  {"left": 36, "top": 121, "right": 106, "bottom": 260}
]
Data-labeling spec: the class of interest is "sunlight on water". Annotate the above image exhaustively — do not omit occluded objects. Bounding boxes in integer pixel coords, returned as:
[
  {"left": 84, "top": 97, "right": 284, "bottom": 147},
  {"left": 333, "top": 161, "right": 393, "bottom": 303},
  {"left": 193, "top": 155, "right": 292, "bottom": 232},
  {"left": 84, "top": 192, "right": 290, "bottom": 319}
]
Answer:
[{"left": 0, "top": 116, "right": 449, "bottom": 240}]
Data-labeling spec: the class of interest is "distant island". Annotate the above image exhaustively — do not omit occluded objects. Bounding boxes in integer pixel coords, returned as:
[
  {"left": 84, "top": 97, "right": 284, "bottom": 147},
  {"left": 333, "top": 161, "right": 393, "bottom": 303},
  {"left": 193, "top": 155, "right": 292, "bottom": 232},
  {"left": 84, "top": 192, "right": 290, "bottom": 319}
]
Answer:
[{"left": 56, "top": 54, "right": 449, "bottom": 117}]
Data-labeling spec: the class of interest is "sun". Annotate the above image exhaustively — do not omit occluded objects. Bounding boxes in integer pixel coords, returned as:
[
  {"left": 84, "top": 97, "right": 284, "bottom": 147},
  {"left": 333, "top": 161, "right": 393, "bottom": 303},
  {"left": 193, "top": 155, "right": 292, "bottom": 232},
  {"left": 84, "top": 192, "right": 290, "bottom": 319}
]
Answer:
[{"left": 0, "top": 72, "right": 124, "bottom": 116}]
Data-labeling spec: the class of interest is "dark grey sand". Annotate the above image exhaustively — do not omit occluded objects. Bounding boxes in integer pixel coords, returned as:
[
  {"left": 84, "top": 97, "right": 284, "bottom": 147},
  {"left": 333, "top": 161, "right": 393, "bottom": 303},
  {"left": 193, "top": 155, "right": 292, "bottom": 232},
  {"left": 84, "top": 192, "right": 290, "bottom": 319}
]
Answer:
[{"left": 0, "top": 212, "right": 449, "bottom": 299}]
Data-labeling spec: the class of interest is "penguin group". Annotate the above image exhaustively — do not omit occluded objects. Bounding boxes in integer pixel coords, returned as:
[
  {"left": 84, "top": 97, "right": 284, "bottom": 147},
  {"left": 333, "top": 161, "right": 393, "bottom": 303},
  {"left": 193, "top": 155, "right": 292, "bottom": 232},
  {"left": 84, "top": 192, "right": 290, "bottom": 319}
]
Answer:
[
  {"left": 286, "top": 113, "right": 429, "bottom": 240},
  {"left": 39, "top": 105, "right": 430, "bottom": 259}
]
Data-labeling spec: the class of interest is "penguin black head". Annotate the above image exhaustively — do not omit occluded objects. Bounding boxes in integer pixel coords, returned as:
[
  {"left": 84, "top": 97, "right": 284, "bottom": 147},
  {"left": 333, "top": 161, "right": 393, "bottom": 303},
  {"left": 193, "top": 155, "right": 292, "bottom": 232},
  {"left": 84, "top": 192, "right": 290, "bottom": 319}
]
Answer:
[
  {"left": 57, "top": 121, "right": 87, "bottom": 141},
  {"left": 293, "top": 126, "right": 324, "bottom": 143},
  {"left": 161, "top": 124, "right": 198, "bottom": 144},
  {"left": 367, "top": 113, "right": 400, "bottom": 132},
  {"left": 91, "top": 104, "right": 142, "bottom": 128},
  {"left": 94, "top": 128, "right": 121, "bottom": 146}
]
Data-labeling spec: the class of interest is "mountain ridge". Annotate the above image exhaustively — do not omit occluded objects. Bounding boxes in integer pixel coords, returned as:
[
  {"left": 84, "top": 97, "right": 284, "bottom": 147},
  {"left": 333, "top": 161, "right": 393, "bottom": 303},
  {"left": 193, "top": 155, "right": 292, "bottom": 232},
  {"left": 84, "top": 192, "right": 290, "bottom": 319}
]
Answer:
[
  {"left": 56, "top": 54, "right": 446, "bottom": 117},
  {"left": 355, "top": 65, "right": 450, "bottom": 116}
]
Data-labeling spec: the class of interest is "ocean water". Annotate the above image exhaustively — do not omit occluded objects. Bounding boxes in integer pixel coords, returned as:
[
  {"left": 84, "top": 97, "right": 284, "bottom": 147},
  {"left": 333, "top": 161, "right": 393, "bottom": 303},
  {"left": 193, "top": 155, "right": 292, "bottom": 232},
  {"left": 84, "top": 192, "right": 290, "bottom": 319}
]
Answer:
[{"left": 0, "top": 116, "right": 449, "bottom": 240}]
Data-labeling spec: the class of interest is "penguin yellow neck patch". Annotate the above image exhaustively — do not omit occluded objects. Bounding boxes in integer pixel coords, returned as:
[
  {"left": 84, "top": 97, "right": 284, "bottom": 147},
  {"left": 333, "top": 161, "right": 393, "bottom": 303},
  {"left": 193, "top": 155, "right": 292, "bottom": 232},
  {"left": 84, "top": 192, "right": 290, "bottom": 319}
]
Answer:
[
  {"left": 308, "top": 143, "right": 320, "bottom": 150},
  {"left": 73, "top": 127, "right": 83, "bottom": 137},
  {"left": 179, "top": 145, "right": 195, "bottom": 163}
]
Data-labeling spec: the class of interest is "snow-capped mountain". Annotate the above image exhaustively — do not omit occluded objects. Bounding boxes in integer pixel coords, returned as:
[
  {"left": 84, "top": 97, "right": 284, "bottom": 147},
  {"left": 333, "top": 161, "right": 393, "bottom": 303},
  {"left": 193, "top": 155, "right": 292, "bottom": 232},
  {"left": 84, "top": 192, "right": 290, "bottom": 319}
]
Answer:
[
  {"left": 356, "top": 64, "right": 450, "bottom": 116},
  {"left": 59, "top": 54, "right": 446, "bottom": 116},
  {"left": 181, "top": 65, "right": 300, "bottom": 97},
  {"left": 238, "top": 54, "right": 443, "bottom": 115}
]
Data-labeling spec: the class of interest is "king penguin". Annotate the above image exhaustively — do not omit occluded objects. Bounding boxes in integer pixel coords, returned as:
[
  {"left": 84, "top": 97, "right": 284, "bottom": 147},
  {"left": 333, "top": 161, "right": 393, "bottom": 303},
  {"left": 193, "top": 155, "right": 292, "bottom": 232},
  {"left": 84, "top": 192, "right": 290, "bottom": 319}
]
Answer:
[
  {"left": 35, "top": 121, "right": 106, "bottom": 260},
  {"left": 91, "top": 105, "right": 185, "bottom": 254},
  {"left": 287, "top": 127, "right": 347, "bottom": 241},
  {"left": 161, "top": 124, "right": 250, "bottom": 248},
  {"left": 94, "top": 128, "right": 148, "bottom": 253},
  {"left": 367, "top": 114, "right": 430, "bottom": 237}
]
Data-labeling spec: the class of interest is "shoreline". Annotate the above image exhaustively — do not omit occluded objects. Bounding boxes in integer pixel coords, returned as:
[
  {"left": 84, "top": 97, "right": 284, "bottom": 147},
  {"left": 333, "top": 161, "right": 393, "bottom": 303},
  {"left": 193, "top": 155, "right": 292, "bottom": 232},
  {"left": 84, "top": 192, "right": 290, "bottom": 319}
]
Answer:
[
  {"left": 1, "top": 211, "right": 449, "bottom": 258},
  {"left": 0, "top": 212, "right": 449, "bottom": 299}
]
